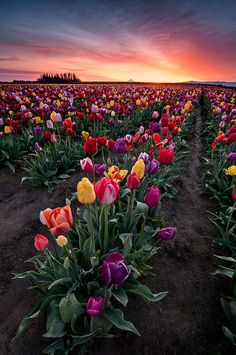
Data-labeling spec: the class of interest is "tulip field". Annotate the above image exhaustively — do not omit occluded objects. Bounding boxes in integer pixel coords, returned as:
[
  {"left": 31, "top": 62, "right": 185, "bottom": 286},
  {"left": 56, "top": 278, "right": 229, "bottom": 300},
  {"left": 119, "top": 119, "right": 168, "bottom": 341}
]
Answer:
[{"left": 0, "top": 83, "right": 236, "bottom": 354}]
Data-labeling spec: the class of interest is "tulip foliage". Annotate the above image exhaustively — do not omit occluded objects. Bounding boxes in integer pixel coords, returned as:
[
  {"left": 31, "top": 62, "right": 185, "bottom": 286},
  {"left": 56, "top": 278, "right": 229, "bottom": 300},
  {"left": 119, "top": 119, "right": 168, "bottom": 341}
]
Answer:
[{"left": 202, "top": 89, "right": 236, "bottom": 344}]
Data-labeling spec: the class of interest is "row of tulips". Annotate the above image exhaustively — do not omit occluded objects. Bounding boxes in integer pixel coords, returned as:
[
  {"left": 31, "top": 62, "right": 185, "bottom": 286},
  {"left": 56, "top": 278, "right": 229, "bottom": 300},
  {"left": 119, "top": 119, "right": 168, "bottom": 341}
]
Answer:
[
  {"left": 0, "top": 84, "right": 199, "bottom": 185},
  {"left": 202, "top": 88, "right": 236, "bottom": 345},
  {"left": 13, "top": 85, "right": 198, "bottom": 354}
]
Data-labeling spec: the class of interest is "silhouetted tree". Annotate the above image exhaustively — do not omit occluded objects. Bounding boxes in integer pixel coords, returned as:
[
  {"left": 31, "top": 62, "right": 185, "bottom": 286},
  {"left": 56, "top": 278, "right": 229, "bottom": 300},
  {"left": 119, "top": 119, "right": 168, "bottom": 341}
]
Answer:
[{"left": 37, "top": 72, "right": 81, "bottom": 84}]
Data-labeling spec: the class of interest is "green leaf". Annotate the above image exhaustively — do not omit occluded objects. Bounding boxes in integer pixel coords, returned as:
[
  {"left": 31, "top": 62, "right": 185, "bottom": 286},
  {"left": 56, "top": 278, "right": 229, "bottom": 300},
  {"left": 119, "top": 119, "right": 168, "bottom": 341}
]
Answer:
[
  {"left": 59, "top": 174, "right": 70, "bottom": 179},
  {"left": 125, "top": 283, "right": 168, "bottom": 302},
  {"left": 222, "top": 326, "right": 236, "bottom": 345},
  {"left": 134, "top": 201, "right": 148, "bottom": 215},
  {"left": 103, "top": 308, "right": 140, "bottom": 336},
  {"left": 119, "top": 233, "right": 132, "bottom": 256},
  {"left": 59, "top": 293, "right": 84, "bottom": 324},
  {"left": 43, "top": 338, "right": 65, "bottom": 354},
  {"left": 14, "top": 305, "right": 41, "bottom": 338},
  {"left": 48, "top": 277, "right": 72, "bottom": 290},
  {"left": 112, "top": 287, "right": 128, "bottom": 307},
  {"left": 43, "top": 301, "right": 67, "bottom": 338},
  {"left": 214, "top": 255, "right": 236, "bottom": 263},
  {"left": 70, "top": 330, "right": 100, "bottom": 349},
  {"left": 211, "top": 266, "right": 235, "bottom": 278}
]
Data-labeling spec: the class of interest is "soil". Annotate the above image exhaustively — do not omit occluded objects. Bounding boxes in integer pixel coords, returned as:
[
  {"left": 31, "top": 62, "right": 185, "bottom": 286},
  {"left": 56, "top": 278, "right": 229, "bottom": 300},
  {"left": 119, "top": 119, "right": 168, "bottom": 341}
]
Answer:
[{"left": 0, "top": 108, "right": 234, "bottom": 354}]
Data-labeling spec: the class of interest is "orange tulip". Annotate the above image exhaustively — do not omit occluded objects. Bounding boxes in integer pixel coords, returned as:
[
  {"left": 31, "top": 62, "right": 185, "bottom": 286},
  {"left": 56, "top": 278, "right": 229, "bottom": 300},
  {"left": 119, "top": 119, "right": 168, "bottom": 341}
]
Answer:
[{"left": 40, "top": 205, "right": 73, "bottom": 237}]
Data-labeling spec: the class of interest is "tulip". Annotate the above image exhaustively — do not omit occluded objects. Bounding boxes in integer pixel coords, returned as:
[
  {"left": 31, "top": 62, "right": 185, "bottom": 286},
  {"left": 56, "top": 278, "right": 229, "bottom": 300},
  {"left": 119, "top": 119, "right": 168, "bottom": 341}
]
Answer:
[
  {"left": 102, "top": 252, "right": 130, "bottom": 287},
  {"left": 94, "top": 163, "right": 106, "bottom": 177},
  {"left": 158, "top": 227, "right": 177, "bottom": 241},
  {"left": 158, "top": 148, "right": 175, "bottom": 165},
  {"left": 127, "top": 173, "right": 141, "bottom": 190},
  {"left": 152, "top": 111, "right": 159, "bottom": 119},
  {"left": 56, "top": 235, "right": 68, "bottom": 247},
  {"left": 114, "top": 138, "right": 127, "bottom": 154},
  {"left": 34, "top": 234, "right": 49, "bottom": 251},
  {"left": 144, "top": 186, "right": 161, "bottom": 207},
  {"left": 94, "top": 177, "right": 120, "bottom": 205},
  {"left": 34, "top": 142, "right": 42, "bottom": 152},
  {"left": 107, "top": 139, "right": 116, "bottom": 151},
  {"left": 224, "top": 165, "right": 236, "bottom": 176},
  {"left": 82, "top": 131, "right": 89, "bottom": 140},
  {"left": 32, "top": 126, "right": 42, "bottom": 136},
  {"left": 139, "top": 125, "right": 144, "bottom": 134},
  {"left": 226, "top": 152, "right": 236, "bottom": 162},
  {"left": 86, "top": 296, "right": 104, "bottom": 317},
  {"left": 84, "top": 138, "right": 98, "bottom": 155},
  {"left": 40, "top": 205, "right": 73, "bottom": 237},
  {"left": 145, "top": 159, "right": 160, "bottom": 175},
  {"left": 105, "top": 165, "right": 128, "bottom": 182},
  {"left": 124, "top": 134, "right": 133, "bottom": 144},
  {"left": 131, "top": 159, "right": 145, "bottom": 179},
  {"left": 0, "top": 118, "right": 4, "bottom": 126},
  {"left": 46, "top": 120, "right": 54, "bottom": 129},
  {"left": 77, "top": 177, "right": 96, "bottom": 204},
  {"left": 80, "top": 157, "right": 94, "bottom": 173},
  {"left": 138, "top": 152, "right": 149, "bottom": 163}
]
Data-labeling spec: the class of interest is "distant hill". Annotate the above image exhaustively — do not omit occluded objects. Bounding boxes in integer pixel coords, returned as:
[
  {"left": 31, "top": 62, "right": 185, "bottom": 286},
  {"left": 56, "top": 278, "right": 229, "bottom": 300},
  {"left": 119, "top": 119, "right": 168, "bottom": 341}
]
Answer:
[{"left": 187, "top": 81, "right": 236, "bottom": 88}]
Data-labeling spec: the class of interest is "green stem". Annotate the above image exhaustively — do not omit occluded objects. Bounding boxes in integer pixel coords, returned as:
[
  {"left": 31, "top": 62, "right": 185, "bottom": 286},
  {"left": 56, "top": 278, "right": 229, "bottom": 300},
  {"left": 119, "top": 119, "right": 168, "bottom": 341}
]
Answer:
[
  {"left": 67, "top": 237, "right": 80, "bottom": 278},
  {"left": 103, "top": 205, "right": 109, "bottom": 253},
  {"left": 87, "top": 205, "right": 96, "bottom": 255}
]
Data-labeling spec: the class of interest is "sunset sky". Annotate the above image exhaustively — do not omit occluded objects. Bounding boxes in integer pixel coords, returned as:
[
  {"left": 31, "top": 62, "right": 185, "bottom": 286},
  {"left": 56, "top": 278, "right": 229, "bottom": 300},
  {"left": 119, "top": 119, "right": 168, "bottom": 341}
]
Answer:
[{"left": 0, "top": 0, "right": 236, "bottom": 82}]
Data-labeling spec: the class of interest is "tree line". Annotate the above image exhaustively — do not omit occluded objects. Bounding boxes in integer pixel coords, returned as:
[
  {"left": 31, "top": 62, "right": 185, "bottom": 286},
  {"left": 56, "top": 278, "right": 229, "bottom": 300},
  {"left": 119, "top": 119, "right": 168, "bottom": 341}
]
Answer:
[{"left": 37, "top": 72, "right": 81, "bottom": 84}]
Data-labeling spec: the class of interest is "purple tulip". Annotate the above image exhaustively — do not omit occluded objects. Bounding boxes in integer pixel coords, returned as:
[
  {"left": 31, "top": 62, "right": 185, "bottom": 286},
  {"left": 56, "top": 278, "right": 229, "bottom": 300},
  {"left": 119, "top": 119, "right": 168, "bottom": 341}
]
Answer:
[
  {"left": 226, "top": 152, "right": 236, "bottom": 162},
  {"left": 138, "top": 152, "right": 149, "bottom": 163},
  {"left": 102, "top": 252, "right": 130, "bottom": 288},
  {"left": 94, "top": 163, "right": 107, "bottom": 177},
  {"left": 152, "top": 122, "right": 160, "bottom": 132},
  {"left": 139, "top": 125, "right": 144, "bottom": 134},
  {"left": 46, "top": 120, "right": 54, "bottom": 129},
  {"left": 114, "top": 138, "right": 127, "bottom": 154},
  {"left": 34, "top": 143, "right": 42, "bottom": 152},
  {"left": 158, "top": 227, "right": 177, "bottom": 241},
  {"left": 86, "top": 296, "right": 104, "bottom": 317},
  {"left": 0, "top": 118, "right": 4, "bottom": 126},
  {"left": 32, "top": 126, "right": 42, "bottom": 136},
  {"left": 144, "top": 186, "right": 161, "bottom": 207},
  {"left": 145, "top": 159, "right": 160, "bottom": 175}
]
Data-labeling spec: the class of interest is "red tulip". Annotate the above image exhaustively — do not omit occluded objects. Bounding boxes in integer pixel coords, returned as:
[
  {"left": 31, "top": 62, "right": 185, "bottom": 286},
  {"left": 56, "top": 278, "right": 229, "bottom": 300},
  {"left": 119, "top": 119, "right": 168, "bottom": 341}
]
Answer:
[
  {"left": 98, "top": 136, "right": 107, "bottom": 146},
  {"left": 34, "top": 234, "right": 49, "bottom": 251},
  {"left": 80, "top": 157, "right": 93, "bottom": 173},
  {"left": 233, "top": 191, "right": 236, "bottom": 202},
  {"left": 94, "top": 177, "right": 120, "bottom": 205},
  {"left": 84, "top": 137, "right": 98, "bottom": 154},
  {"left": 127, "top": 173, "right": 141, "bottom": 190},
  {"left": 158, "top": 148, "right": 175, "bottom": 165}
]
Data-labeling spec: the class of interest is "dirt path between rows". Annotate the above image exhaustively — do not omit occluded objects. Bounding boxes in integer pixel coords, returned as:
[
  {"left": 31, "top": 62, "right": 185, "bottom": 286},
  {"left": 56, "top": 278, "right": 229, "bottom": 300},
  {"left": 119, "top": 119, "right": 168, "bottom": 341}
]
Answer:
[{"left": 0, "top": 107, "right": 233, "bottom": 354}]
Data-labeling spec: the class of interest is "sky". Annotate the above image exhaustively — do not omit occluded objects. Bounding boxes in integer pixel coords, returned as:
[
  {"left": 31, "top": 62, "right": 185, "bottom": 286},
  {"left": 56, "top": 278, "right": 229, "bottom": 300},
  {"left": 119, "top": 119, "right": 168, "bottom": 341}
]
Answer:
[{"left": 0, "top": 0, "right": 236, "bottom": 82}]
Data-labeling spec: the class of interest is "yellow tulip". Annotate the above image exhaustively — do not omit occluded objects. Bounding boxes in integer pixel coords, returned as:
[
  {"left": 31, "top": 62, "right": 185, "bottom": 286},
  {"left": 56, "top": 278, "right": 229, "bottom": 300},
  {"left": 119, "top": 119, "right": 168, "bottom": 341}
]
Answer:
[
  {"left": 136, "top": 99, "right": 141, "bottom": 106},
  {"left": 77, "top": 177, "right": 96, "bottom": 204},
  {"left": 4, "top": 126, "right": 12, "bottom": 134},
  {"left": 110, "top": 100, "right": 115, "bottom": 107},
  {"left": 50, "top": 111, "right": 57, "bottom": 122},
  {"left": 34, "top": 116, "right": 43, "bottom": 124},
  {"left": 82, "top": 131, "right": 89, "bottom": 140},
  {"left": 224, "top": 165, "right": 236, "bottom": 176},
  {"left": 105, "top": 165, "right": 128, "bottom": 182},
  {"left": 56, "top": 235, "right": 68, "bottom": 247},
  {"left": 131, "top": 159, "right": 145, "bottom": 179}
]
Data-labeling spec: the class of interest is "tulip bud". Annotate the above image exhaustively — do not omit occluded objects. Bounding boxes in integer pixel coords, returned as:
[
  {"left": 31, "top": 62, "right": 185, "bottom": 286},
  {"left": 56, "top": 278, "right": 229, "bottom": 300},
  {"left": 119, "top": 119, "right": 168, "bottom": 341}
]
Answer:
[
  {"left": 86, "top": 296, "right": 104, "bottom": 317},
  {"left": 127, "top": 173, "right": 141, "bottom": 190},
  {"left": 144, "top": 186, "right": 161, "bottom": 207},
  {"left": 77, "top": 177, "right": 96, "bottom": 204},
  {"left": 56, "top": 235, "right": 68, "bottom": 247},
  {"left": 158, "top": 227, "right": 177, "bottom": 240},
  {"left": 34, "top": 234, "right": 49, "bottom": 251}
]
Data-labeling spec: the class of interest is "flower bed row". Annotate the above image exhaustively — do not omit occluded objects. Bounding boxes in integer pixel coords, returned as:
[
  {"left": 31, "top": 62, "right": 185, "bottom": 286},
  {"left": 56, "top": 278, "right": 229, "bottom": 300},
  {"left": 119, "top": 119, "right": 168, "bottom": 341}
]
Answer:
[
  {"left": 202, "top": 87, "right": 236, "bottom": 345},
  {"left": 11, "top": 84, "right": 200, "bottom": 353},
  {"left": 0, "top": 84, "right": 199, "bottom": 191}
]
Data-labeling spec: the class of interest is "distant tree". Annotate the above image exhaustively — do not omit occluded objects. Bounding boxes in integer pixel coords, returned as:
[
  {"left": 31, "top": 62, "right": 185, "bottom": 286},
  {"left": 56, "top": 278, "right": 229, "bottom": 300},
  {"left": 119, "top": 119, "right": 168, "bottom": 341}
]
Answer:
[{"left": 37, "top": 72, "right": 81, "bottom": 84}]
